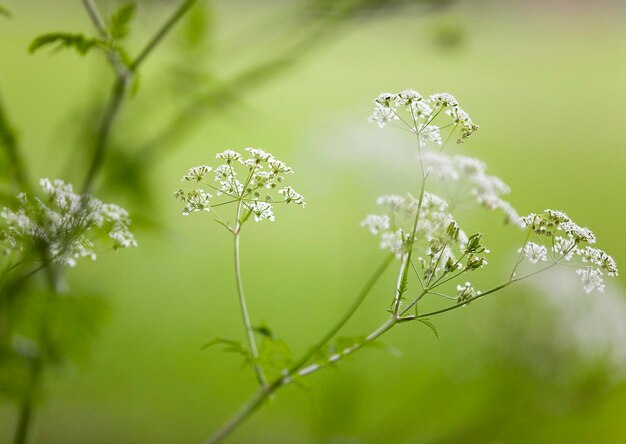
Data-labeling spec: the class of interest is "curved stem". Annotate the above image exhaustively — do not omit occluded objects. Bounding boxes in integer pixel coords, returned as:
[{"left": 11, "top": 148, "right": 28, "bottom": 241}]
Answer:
[
  {"left": 288, "top": 254, "right": 395, "bottom": 373},
  {"left": 131, "top": 0, "right": 199, "bottom": 71},
  {"left": 206, "top": 317, "right": 398, "bottom": 444},
  {"left": 206, "top": 380, "right": 282, "bottom": 444},
  {"left": 233, "top": 233, "right": 267, "bottom": 387},
  {"left": 296, "top": 316, "right": 397, "bottom": 377}
]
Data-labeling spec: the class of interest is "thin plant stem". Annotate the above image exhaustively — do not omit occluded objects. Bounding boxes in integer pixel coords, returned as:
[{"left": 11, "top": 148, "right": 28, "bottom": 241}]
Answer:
[
  {"left": 13, "top": 258, "right": 60, "bottom": 444},
  {"left": 81, "top": 0, "right": 198, "bottom": 193},
  {"left": 13, "top": 353, "right": 44, "bottom": 444},
  {"left": 82, "top": 78, "right": 129, "bottom": 194},
  {"left": 206, "top": 380, "right": 282, "bottom": 444},
  {"left": 131, "top": 0, "right": 200, "bottom": 71},
  {"left": 232, "top": 232, "right": 267, "bottom": 387},
  {"left": 288, "top": 254, "right": 395, "bottom": 373},
  {"left": 0, "top": 92, "right": 30, "bottom": 191}
]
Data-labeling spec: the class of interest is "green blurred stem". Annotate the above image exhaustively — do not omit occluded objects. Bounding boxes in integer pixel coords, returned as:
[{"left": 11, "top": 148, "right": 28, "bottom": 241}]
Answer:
[
  {"left": 0, "top": 92, "right": 30, "bottom": 191},
  {"left": 80, "top": 0, "right": 198, "bottom": 193},
  {"left": 233, "top": 231, "right": 267, "bottom": 387},
  {"left": 82, "top": 77, "right": 130, "bottom": 194},
  {"left": 13, "top": 353, "right": 44, "bottom": 444},
  {"left": 13, "top": 262, "right": 60, "bottom": 444},
  {"left": 131, "top": 0, "right": 200, "bottom": 71}
]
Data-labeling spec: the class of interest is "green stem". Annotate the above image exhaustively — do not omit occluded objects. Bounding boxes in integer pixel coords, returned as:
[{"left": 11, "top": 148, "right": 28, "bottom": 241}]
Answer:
[
  {"left": 296, "top": 316, "right": 397, "bottom": 377},
  {"left": 131, "top": 0, "right": 200, "bottom": 71},
  {"left": 0, "top": 92, "right": 30, "bottom": 191},
  {"left": 81, "top": 77, "right": 129, "bottom": 194},
  {"left": 392, "top": 174, "right": 428, "bottom": 315},
  {"left": 13, "top": 355, "right": 44, "bottom": 444},
  {"left": 13, "top": 260, "right": 59, "bottom": 444},
  {"left": 205, "top": 317, "right": 398, "bottom": 444},
  {"left": 288, "top": 254, "right": 395, "bottom": 373},
  {"left": 206, "top": 379, "right": 283, "bottom": 444},
  {"left": 233, "top": 232, "right": 267, "bottom": 387}
]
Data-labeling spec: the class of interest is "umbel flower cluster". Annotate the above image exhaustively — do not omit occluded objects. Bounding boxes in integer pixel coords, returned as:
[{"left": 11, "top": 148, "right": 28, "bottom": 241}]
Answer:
[
  {"left": 419, "top": 152, "right": 520, "bottom": 225},
  {"left": 0, "top": 179, "right": 137, "bottom": 267},
  {"left": 364, "top": 90, "right": 618, "bottom": 297},
  {"left": 519, "top": 210, "right": 618, "bottom": 293},
  {"left": 175, "top": 148, "right": 305, "bottom": 226},
  {"left": 368, "top": 90, "right": 479, "bottom": 144}
]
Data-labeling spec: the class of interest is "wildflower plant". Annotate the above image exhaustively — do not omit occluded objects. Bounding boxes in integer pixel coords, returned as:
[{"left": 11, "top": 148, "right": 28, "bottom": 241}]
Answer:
[
  {"left": 1, "top": 2, "right": 202, "bottom": 443},
  {"left": 189, "top": 90, "right": 618, "bottom": 443},
  {"left": 176, "top": 148, "right": 305, "bottom": 386}
]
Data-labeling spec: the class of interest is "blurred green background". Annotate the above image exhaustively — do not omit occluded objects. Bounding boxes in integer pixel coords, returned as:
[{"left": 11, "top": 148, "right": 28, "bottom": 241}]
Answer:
[{"left": 1, "top": 0, "right": 626, "bottom": 442}]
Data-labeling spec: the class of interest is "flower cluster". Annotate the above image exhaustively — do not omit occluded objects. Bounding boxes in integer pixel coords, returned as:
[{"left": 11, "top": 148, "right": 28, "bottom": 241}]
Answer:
[
  {"left": 368, "top": 90, "right": 479, "bottom": 144},
  {"left": 175, "top": 148, "right": 305, "bottom": 225},
  {"left": 0, "top": 179, "right": 137, "bottom": 267},
  {"left": 519, "top": 210, "right": 618, "bottom": 293},
  {"left": 361, "top": 193, "right": 489, "bottom": 284},
  {"left": 456, "top": 281, "right": 481, "bottom": 304},
  {"left": 420, "top": 152, "right": 520, "bottom": 225}
]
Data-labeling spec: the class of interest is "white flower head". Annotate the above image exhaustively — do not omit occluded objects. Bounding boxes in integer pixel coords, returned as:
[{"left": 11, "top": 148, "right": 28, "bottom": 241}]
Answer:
[
  {"left": 576, "top": 268, "right": 606, "bottom": 294},
  {"left": 360, "top": 214, "right": 390, "bottom": 235},
  {"left": 521, "top": 242, "right": 548, "bottom": 263},
  {"left": 1, "top": 179, "right": 136, "bottom": 268},
  {"left": 182, "top": 165, "right": 212, "bottom": 182}
]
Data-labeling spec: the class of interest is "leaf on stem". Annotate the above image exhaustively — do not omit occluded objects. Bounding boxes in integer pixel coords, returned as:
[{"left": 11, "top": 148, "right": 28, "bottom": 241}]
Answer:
[
  {"left": 416, "top": 318, "right": 440, "bottom": 340},
  {"left": 28, "top": 32, "right": 102, "bottom": 56},
  {"left": 201, "top": 337, "right": 252, "bottom": 366},
  {"left": 108, "top": 2, "right": 137, "bottom": 41}
]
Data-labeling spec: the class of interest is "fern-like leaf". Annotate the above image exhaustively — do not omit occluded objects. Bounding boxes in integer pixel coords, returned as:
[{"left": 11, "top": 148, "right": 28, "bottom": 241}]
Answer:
[
  {"left": 417, "top": 318, "right": 440, "bottom": 340},
  {"left": 28, "top": 32, "right": 100, "bottom": 56},
  {"left": 109, "top": 2, "right": 136, "bottom": 41}
]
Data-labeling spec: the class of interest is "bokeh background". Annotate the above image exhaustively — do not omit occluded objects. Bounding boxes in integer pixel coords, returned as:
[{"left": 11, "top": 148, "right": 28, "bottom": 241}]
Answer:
[{"left": 1, "top": 0, "right": 626, "bottom": 442}]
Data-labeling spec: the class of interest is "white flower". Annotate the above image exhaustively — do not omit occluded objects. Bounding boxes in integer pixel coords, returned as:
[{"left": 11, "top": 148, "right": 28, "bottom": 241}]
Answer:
[
  {"left": 376, "top": 195, "right": 406, "bottom": 212},
  {"left": 395, "top": 90, "right": 422, "bottom": 106},
  {"left": 577, "top": 246, "right": 618, "bottom": 277},
  {"left": 278, "top": 187, "right": 305, "bottom": 207},
  {"left": 456, "top": 282, "right": 480, "bottom": 304},
  {"left": 245, "top": 147, "right": 273, "bottom": 163},
  {"left": 177, "top": 148, "right": 303, "bottom": 226},
  {"left": 182, "top": 165, "right": 212, "bottom": 182},
  {"left": 246, "top": 201, "right": 275, "bottom": 222},
  {"left": 215, "top": 150, "right": 242, "bottom": 163},
  {"left": 368, "top": 105, "right": 398, "bottom": 128},
  {"left": 429, "top": 92, "right": 459, "bottom": 108},
  {"left": 1, "top": 179, "right": 136, "bottom": 268},
  {"left": 380, "top": 229, "right": 405, "bottom": 258},
  {"left": 369, "top": 90, "right": 478, "bottom": 143},
  {"left": 521, "top": 242, "right": 548, "bottom": 263},
  {"left": 553, "top": 236, "right": 576, "bottom": 260},
  {"left": 360, "top": 214, "right": 390, "bottom": 235},
  {"left": 419, "top": 125, "right": 442, "bottom": 145},
  {"left": 419, "top": 152, "right": 519, "bottom": 225},
  {"left": 180, "top": 189, "right": 212, "bottom": 215},
  {"left": 576, "top": 268, "right": 606, "bottom": 294}
]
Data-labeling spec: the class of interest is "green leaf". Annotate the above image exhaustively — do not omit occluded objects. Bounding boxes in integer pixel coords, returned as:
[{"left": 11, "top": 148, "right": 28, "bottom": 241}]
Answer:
[
  {"left": 253, "top": 324, "right": 275, "bottom": 340},
  {"left": 417, "top": 318, "right": 440, "bottom": 340},
  {"left": 28, "top": 32, "right": 100, "bottom": 56},
  {"left": 109, "top": 2, "right": 136, "bottom": 41},
  {"left": 201, "top": 337, "right": 251, "bottom": 365}
]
